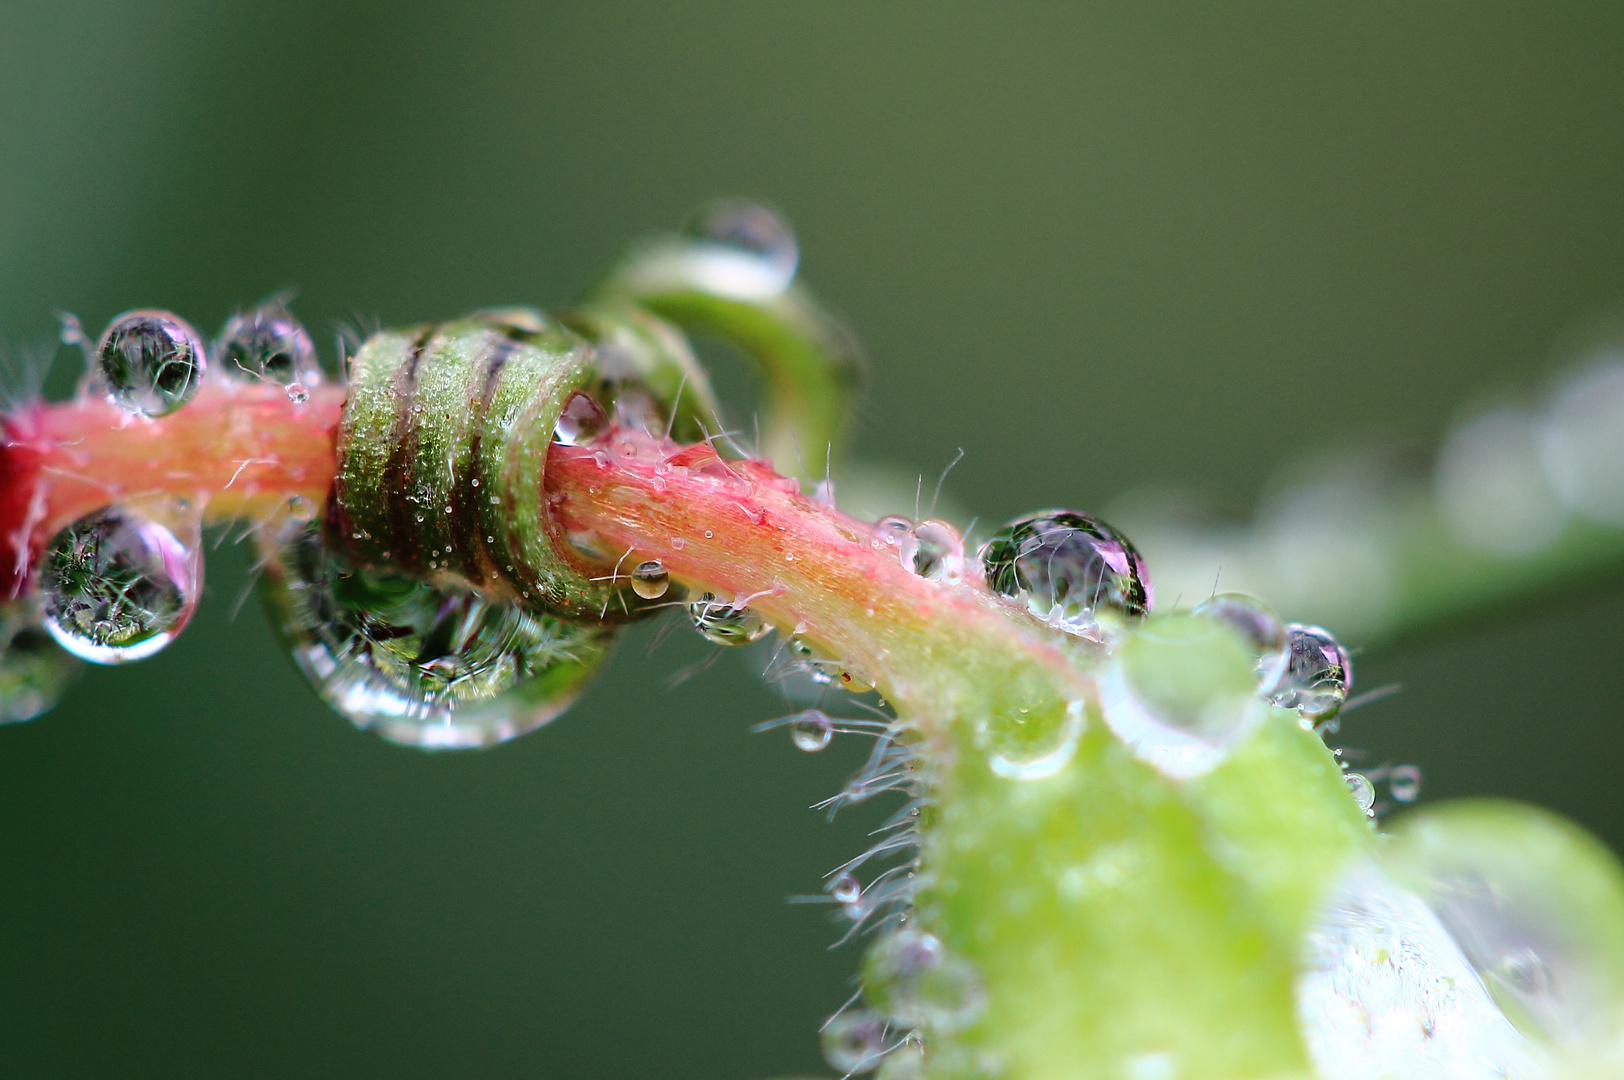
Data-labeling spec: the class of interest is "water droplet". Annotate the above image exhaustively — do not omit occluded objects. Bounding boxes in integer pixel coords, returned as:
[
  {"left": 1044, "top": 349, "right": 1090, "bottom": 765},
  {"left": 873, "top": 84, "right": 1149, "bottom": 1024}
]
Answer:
[
  {"left": 829, "top": 871, "right": 862, "bottom": 905},
  {"left": 39, "top": 507, "right": 201, "bottom": 663},
  {"left": 789, "top": 709, "right": 833, "bottom": 752},
  {"left": 0, "top": 600, "right": 79, "bottom": 722},
  {"left": 552, "top": 390, "right": 608, "bottom": 445},
  {"left": 1097, "top": 613, "right": 1263, "bottom": 780},
  {"left": 1379, "top": 802, "right": 1624, "bottom": 1055},
  {"left": 821, "top": 1009, "right": 888, "bottom": 1075},
  {"left": 686, "top": 593, "right": 769, "bottom": 646},
  {"left": 1345, "top": 772, "right": 1376, "bottom": 814},
  {"left": 285, "top": 495, "right": 317, "bottom": 523},
  {"left": 1191, "top": 591, "right": 1289, "bottom": 690},
  {"left": 257, "top": 523, "right": 609, "bottom": 749},
  {"left": 909, "top": 518, "right": 964, "bottom": 583},
  {"left": 980, "top": 695, "right": 1086, "bottom": 781},
  {"left": 95, "top": 310, "right": 206, "bottom": 417},
  {"left": 216, "top": 305, "right": 320, "bottom": 387},
  {"left": 1389, "top": 764, "right": 1422, "bottom": 803},
  {"left": 874, "top": 515, "right": 914, "bottom": 554},
  {"left": 837, "top": 666, "right": 875, "bottom": 693},
  {"left": 684, "top": 198, "right": 799, "bottom": 294},
  {"left": 1266, "top": 624, "right": 1352, "bottom": 721},
  {"left": 979, "top": 510, "right": 1151, "bottom": 637},
  {"left": 630, "top": 559, "right": 670, "bottom": 599},
  {"left": 864, "top": 927, "right": 987, "bottom": 1033},
  {"left": 285, "top": 382, "right": 309, "bottom": 403}
]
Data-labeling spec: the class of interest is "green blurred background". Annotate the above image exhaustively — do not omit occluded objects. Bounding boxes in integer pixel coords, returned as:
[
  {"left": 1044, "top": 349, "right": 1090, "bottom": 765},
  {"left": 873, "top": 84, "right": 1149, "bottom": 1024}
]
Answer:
[{"left": 2, "top": 3, "right": 1623, "bottom": 1076}]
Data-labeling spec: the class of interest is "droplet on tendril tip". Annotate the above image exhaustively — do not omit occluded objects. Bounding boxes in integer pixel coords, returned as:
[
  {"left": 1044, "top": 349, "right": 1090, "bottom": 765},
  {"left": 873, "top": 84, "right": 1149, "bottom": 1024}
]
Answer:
[
  {"left": 684, "top": 198, "right": 800, "bottom": 295},
  {"left": 630, "top": 560, "right": 670, "bottom": 599},
  {"left": 95, "top": 310, "right": 206, "bottom": 417},
  {"left": 820, "top": 1009, "right": 888, "bottom": 1076},
  {"left": 257, "top": 522, "right": 609, "bottom": 749},
  {"left": 216, "top": 305, "right": 320, "bottom": 388},
  {"left": 980, "top": 510, "right": 1151, "bottom": 638},
  {"left": 552, "top": 390, "right": 608, "bottom": 446},
  {"left": 789, "top": 709, "right": 833, "bottom": 752},
  {"left": 1267, "top": 624, "right": 1353, "bottom": 722},
  {"left": 39, "top": 506, "right": 201, "bottom": 663},
  {"left": 686, "top": 593, "right": 769, "bottom": 646}
]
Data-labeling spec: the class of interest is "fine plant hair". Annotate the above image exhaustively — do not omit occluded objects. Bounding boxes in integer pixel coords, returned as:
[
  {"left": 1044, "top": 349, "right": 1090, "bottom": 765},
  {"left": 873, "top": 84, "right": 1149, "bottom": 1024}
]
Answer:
[{"left": 4, "top": 201, "right": 1624, "bottom": 1080}]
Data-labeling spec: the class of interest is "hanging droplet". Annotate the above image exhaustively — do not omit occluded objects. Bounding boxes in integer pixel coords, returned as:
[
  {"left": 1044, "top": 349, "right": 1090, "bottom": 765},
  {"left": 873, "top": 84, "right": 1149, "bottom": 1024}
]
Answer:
[
  {"left": 864, "top": 927, "right": 988, "bottom": 1033},
  {"left": 285, "top": 494, "right": 317, "bottom": 523},
  {"left": 95, "top": 310, "right": 206, "bottom": 417},
  {"left": 1266, "top": 624, "right": 1353, "bottom": 721},
  {"left": 1192, "top": 592, "right": 1289, "bottom": 691},
  {"left": 0, "top": 600, "right": 79, "bottom": 722},
  {"left": 257, "top": 522, "right": 610, "bottom": 749},
  {"left": 1378, "top": 802, "right": 1624, "bottom": 1056},
  {"left": 285, "top": 382, "right": 309, "bottom": 403},
  {"left": 1388, "top": 764, "right": 1422, "bottom": 803},
  {"left": 979, "top": 510, "right": 1151, "bottom": 637},
  {"left": 979, "top": 694, "right": 1086, "bottom": 781},
  {"left": 1097, "top": 613, "right": 1264, "bottom": 780},
  {"left": 552, "top": 390, "right": 608, "bottom": 446},
  {"left": 829, "top": 871, "right": 862, "bottom": 906},
  {"left": 38, "top": 506, "right": 201, "bottom": 663},
  {"left": 630, "top": 559, "right": 670, "bottom": 599},
  {"left": 790, "top": 709, "right": 833, "bottom": 752},
  {"left": 909, "top": 518, "right": 965, "bottom": 583},
  {"left": 1345, "top": 772, "right": 1376, "bottom": 815},
  {"left": 215, "top": 305, "right": 320, "bottom": 387},
  {"left": 684, "top": 198, "right": 800, "bottom": 294},
  {"left": 820, "top": 1009, "right": 888, "bottom": 1076},
  {"left": 837, "top": 666, "right": 875, "bottom": 693},
  {"left": 686, "top": 592, "right": 769, "bottom": 646}
]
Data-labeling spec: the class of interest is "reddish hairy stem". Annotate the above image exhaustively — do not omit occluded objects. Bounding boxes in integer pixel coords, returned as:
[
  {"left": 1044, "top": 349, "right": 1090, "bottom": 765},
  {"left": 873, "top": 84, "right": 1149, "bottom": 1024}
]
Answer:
[{"left": 0, "top": 385, "right": 1082, "bottom": 739}]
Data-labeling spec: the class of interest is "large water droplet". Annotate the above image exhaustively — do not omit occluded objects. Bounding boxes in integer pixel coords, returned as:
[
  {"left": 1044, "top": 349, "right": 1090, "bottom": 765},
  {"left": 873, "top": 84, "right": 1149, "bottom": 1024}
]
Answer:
[
  {"left": 95, "top": 310, "right": 206, "bottom": 417},
  {"left": 686, "top": 592, "right": 769, "bottom": 646},
  {"left": 864, "top": 927, "right": 988, "bottom": 1033},
  {"left": 790, "top": 709, "right": 833, "bottom": 752},
  {"left": 258, "top": 523, "right": 609, "bottom": 749},
  {"left": 979, "top": 510, "right": 1151, "bottom": 637},
  {"left": 1266, "top": 624, "right": 1352, "bottom": 721},
  {"left": 1097, "top": 614, "right": 1265, "bottom": 780},
  {"left": 684, "top": 198, "right": 799, "bottom": 293},
  {"left": 552, "top": 390, "right": 608, "bottom": 446},
  {"left": 630, "top": 559, "right": 669, "bottom": 599},
  {"left": 979, "top": 694, "right": 1086, "bottom": 781},
  {"left": 215, "top": 305, "right": 320, "bottom": 387},
  {"left": 1380, "top": 801, "right": 1624, "bottom": 1056},
  {"left": 39, "top": 506, "right": 201, "bottom": 663},
  {"left": 1296, "top": 860, "right": 1540, "bottom": 1080},
  {"left": 821, "top": 1009, "right": 889, "bottom": 1075},
  {"left": 0, "top": 600, "right": 79, "bottom": 721}
]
